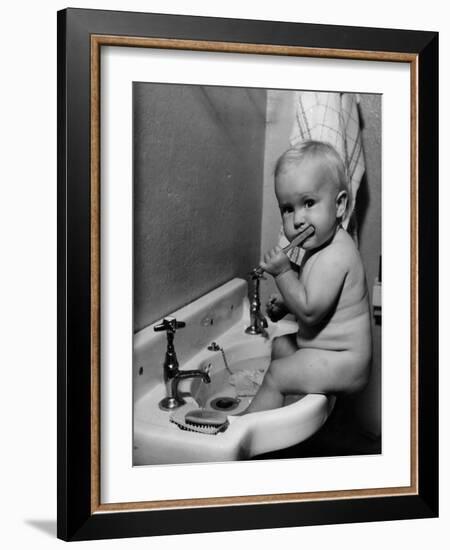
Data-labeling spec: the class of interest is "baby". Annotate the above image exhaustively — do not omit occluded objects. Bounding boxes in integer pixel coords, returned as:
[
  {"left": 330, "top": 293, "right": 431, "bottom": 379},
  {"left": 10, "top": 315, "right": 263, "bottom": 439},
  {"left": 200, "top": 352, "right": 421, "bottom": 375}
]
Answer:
[{"left": 244, "top": 141, "right": 372, "bottom": 413}]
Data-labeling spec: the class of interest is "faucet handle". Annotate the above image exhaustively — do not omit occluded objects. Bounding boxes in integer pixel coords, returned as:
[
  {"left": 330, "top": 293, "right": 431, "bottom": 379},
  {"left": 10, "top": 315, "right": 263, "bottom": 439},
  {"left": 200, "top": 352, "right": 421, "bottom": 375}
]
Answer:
[
  {"left": 249, "top": 267, "right": 266, "bottom": 280},
  {"left": 154, "top": 317, "right": 186, "bottom": 333}
]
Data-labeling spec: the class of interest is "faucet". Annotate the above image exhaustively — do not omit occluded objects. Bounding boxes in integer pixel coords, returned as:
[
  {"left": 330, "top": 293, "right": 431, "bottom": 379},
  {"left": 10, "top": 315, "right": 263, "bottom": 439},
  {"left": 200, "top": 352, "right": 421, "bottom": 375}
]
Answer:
[
  {"left": 154, "top": 317, "right": 211, "bottom": 411},
  {"left": 245, "top": 268, "right": 269, "bottom": 337},
  {"left": 164, "top": 369, "right": 211, "bottom": 411}
]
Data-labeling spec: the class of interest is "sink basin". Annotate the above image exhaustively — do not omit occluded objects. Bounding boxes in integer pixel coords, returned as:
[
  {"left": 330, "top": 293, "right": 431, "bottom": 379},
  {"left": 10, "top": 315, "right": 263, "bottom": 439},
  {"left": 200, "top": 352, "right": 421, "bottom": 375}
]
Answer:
[
  {"left": 133, "top": 279, "right": 335, "bottom": 465},
  {"left": 190, "top": 339, "right": 305, "bottom": 416}
]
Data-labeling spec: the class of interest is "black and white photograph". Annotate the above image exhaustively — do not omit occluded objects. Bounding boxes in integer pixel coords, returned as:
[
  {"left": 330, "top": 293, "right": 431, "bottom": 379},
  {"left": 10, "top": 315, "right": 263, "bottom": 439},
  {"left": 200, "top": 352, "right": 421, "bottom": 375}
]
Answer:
[{"left": 132, "top": 84, "right": 382, "bottom": 466}]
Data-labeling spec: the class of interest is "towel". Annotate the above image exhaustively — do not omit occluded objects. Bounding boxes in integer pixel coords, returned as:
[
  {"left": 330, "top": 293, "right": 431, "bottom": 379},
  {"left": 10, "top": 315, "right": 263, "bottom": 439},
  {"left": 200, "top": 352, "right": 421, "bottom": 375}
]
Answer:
[{"left": 278, "top": 92, "right": 365, "bottom": 265}]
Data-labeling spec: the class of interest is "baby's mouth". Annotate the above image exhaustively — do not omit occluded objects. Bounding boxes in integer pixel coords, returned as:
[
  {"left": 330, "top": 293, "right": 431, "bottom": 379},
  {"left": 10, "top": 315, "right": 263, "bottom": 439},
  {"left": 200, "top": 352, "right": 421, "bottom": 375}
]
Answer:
[{"left": 291, "top": 225, "right": 315, "bottom": 247}]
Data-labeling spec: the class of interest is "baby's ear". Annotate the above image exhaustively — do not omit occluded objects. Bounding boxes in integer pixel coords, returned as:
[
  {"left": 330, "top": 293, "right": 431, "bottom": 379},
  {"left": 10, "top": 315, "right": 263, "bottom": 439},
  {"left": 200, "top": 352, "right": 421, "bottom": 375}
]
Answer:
[{"left": 335, "top": 190, "right": 348, "bottom": 218}]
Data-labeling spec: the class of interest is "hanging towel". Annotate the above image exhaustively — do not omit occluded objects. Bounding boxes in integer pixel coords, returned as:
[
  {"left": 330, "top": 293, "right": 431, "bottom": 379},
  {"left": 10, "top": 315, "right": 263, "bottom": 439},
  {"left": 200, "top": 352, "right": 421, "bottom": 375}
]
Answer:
[{"left": 278, "top": 91, "right": 365, "bottom": 265}]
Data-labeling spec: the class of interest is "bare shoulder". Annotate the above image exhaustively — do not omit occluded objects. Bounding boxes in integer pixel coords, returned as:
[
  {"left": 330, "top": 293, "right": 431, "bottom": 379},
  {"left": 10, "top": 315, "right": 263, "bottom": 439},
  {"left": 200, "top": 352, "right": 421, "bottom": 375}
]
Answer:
[
  {"left": 332, "top": 228, "right": 360, "bottom": 257},
  {"left": 314, "top": 229, "right": 360, "bottom": 272}
]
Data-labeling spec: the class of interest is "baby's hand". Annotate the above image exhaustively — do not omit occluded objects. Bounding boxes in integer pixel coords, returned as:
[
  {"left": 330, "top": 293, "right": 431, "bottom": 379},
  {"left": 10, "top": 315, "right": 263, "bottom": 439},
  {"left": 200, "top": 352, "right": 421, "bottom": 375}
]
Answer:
[
  {"left": 260, "top": 245, "right": 291, "bottom": 277},
  {"left": 266, "top": 294, "right": 287, "bottom": 322}
]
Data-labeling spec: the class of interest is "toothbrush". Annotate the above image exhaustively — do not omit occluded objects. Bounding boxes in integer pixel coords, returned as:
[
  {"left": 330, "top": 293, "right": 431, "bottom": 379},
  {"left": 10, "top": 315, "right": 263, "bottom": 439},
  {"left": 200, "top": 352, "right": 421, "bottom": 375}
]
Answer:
[{"left": 254, "top": 225, "right": 314, "bottom": 276}]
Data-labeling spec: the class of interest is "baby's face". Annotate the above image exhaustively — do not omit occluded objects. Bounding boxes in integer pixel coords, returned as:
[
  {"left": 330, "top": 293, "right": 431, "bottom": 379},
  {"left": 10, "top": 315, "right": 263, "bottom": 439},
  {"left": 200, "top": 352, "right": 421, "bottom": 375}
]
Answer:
[{"left": 275, "top": 158, "right": 346, "bottom": 250}]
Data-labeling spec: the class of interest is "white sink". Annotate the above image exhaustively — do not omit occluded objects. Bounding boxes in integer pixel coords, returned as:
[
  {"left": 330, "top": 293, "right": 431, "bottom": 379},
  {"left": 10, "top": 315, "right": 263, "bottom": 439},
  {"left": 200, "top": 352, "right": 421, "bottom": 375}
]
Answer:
[{"left": 133, "top": 278, "right": 335, "bottom": 465}]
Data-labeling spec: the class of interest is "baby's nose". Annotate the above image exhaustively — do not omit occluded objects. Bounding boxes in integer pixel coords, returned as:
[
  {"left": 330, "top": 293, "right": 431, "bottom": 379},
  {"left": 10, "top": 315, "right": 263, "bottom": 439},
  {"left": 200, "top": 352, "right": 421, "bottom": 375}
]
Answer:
[{"left": 293, "top": 211, "right": 306, "bottom": 229}]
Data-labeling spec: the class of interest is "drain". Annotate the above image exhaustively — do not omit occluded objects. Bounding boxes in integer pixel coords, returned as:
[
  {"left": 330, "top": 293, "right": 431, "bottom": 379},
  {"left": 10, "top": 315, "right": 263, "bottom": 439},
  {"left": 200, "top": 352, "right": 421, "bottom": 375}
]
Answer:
[{"left": 210, "top": 396, "right": 240, "bottom": 412}]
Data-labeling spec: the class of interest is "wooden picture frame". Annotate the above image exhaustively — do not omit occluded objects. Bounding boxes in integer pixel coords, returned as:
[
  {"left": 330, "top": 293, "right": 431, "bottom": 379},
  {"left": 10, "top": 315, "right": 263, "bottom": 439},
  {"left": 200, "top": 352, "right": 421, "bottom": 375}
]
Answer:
[{"left": 57, "top": 8, "right": 438, "bottom": 541}]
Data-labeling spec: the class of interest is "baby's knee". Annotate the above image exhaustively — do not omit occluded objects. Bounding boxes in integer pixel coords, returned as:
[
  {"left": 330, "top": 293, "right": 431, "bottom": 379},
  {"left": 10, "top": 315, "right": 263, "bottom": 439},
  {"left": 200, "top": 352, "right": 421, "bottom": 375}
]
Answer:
[
  {"left": 271, "top": 334, "right": 297, "bottom": 360},
  {"left": 271, "top": 337, "right": 285, "bottom": 360}
]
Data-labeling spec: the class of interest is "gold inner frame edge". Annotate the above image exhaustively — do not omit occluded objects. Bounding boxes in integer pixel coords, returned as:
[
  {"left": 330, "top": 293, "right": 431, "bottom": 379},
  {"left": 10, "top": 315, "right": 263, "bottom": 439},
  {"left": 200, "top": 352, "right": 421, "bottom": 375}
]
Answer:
[{"left": 89, "top": 34, "right": 419, "bottom": 514}]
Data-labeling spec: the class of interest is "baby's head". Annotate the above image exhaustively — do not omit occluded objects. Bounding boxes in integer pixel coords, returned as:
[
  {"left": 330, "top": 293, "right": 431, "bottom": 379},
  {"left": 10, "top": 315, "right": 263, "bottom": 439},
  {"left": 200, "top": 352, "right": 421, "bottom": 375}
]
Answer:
[{"left": 274, "top": 141, "right": 349, "bottom": 250}]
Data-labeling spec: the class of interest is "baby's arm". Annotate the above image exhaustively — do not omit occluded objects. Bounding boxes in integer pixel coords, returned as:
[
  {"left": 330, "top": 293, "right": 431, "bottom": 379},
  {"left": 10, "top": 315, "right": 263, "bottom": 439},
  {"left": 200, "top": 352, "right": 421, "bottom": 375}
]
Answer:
[{"left": 260, "top": 244, "right": 348, "bottom": 325}]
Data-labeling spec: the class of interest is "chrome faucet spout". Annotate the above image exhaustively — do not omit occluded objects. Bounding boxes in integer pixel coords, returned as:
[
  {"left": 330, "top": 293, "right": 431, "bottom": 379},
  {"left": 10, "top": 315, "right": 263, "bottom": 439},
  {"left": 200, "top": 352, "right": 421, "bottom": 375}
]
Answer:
[
  {"left": 174, "top": 370, "right": 211, "bottom": 384},
  {"left": 159, "top": 369, "right": 211, "bottom": 411}
]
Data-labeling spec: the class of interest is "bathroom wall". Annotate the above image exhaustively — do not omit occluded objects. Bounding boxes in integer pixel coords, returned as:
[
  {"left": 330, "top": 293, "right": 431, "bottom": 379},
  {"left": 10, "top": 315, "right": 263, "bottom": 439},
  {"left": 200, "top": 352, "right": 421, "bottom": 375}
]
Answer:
[
  {"left": 260, "top": 91, "right": 382, "bottom": 437},
  {"left": 133, "top": 84, "right": 267, "bottom": 332}
]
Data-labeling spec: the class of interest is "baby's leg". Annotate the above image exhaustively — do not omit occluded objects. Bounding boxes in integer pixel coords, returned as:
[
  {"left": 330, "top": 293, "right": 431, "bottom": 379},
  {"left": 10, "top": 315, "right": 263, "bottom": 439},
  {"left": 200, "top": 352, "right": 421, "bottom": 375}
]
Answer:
[
  {"left": 234, "top": 334, "right": 298, "bottom": 415},
  {"left": 241, "top": 334, "right": 298, "bottom": 412},
  {"left": 270, "top": 333, "right": 299, "bottom": 360},
  {"left": 246, "top": 347, "right": 368, "bottom": 413}
]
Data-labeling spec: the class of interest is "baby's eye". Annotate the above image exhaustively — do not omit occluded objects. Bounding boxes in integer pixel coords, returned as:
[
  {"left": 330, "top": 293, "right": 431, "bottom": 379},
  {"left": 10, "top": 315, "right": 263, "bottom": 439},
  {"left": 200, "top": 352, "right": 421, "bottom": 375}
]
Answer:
[
  {"left": 281, "top": 206, "right": 293, "bottom": 215},
  {"left": 304, "top": 199, "right": 315, "bottom": 208}
]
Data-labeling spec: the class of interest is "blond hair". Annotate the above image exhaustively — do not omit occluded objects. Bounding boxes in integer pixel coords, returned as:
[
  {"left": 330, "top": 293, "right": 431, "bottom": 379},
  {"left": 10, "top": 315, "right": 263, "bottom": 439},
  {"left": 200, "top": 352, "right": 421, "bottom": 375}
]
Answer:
[{"left": 274, "top": 141, "right": 350, "bottom": 211}]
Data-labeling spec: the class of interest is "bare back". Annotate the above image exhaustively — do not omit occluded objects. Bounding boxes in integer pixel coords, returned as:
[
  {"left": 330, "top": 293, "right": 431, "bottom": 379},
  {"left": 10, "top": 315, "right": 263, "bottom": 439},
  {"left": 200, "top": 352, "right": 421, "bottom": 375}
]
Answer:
[{"left": 296, "top": 228, "right": 372, "bottom": 361}]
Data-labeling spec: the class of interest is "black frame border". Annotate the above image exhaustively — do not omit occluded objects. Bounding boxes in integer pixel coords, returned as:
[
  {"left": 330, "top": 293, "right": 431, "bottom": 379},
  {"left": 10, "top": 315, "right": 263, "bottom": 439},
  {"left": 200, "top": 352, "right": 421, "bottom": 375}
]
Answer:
[{"left": 57, "top": 8, "right": 438, "bottom": 541}]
